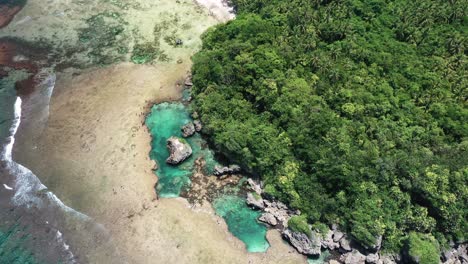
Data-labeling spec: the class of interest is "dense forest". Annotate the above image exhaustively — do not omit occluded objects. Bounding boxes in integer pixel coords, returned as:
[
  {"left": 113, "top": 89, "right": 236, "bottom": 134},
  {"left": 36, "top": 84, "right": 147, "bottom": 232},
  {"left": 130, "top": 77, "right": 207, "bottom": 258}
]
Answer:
[{"left": 191, "top": 0, "right": 467, "bottom": 261}]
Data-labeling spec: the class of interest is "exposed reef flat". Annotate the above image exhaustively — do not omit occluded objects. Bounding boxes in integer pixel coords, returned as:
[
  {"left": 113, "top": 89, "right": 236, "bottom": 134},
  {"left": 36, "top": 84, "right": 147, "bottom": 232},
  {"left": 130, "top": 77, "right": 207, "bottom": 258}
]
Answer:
[{"left": 14, "top": 61, "right": 307, "bottom": 263}]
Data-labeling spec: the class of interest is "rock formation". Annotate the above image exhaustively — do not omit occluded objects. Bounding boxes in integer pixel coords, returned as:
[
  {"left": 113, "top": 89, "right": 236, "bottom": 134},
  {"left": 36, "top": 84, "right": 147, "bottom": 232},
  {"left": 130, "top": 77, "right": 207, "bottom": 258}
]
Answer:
[
  {"left": 213, "top": 164, "right": 241, "bottom": 176},
  {"left": 166, "top": 136, "right": 192, "bottom": 165},
  {"left": 181, "top": 122, "right": 195, "bottom": 137},
  {"left": 282, "top": 229, "right": 321, "bottom": 256}
]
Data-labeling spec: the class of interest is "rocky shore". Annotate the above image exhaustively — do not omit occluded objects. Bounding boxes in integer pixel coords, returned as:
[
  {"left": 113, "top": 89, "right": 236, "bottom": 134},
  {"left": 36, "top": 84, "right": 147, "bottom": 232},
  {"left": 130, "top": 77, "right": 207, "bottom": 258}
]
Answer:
[{"left": 242, "top": 179, "right": 468, "bottom": 264}]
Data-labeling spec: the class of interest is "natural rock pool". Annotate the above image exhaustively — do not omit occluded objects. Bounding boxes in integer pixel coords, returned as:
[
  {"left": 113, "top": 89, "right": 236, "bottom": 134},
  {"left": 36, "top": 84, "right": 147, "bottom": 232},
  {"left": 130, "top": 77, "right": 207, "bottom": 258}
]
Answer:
[{"left": 145, "top": 101, "right": 270, "bottom": 252}]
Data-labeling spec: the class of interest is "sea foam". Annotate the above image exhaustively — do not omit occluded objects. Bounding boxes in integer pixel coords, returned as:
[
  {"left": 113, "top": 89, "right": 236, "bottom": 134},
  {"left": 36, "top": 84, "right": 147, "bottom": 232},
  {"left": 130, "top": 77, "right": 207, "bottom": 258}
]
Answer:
[{"left": 0, "top": 75, "right": 96, "bottom": 263}]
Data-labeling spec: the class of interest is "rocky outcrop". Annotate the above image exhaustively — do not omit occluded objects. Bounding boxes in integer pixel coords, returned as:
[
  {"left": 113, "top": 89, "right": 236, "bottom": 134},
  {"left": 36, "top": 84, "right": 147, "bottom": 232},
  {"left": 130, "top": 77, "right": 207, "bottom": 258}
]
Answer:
[
  {"left": 443, "top": 244, "right": 468, "bottom": 264},
  {"left": 282, "top": 229, "right": 321, "bottom": 256},
  {"left": 181, "top": 122, "right": 195, "bottom": 137},
  {"left": 340, "top": 236, "right": 352, "bottom": 252},
  {"left": 193, "top": 120, "right": 202, "bottom": 132},
  {"left": 322, "top": 229, "right": 340, "bottom": 250},
  {"left": 263, "top": 200, "right": 291, "bottom": 227},
  {"left": 246, "top": 178, "right": 262, "bottom": 195},
  {"left": 184, "top": 74, "right": 193, "bottom": 86},
  {"left": 166, "top": 137, "right": 192, "bottom": 165},
  {"left": 213, "top": 164, "right": 241, "bottom": 176},
  {"left": 341, "top": 250, "right": 366, "bottom": 264},
  {"left": 246, "top": 192, "right": 265, "bottom": 209},
  {"left": 259, "top": 212, "right": 277, "bottom": 226},
  {"left": 366, "top": 253, "right": 379, "bottom": 264}
]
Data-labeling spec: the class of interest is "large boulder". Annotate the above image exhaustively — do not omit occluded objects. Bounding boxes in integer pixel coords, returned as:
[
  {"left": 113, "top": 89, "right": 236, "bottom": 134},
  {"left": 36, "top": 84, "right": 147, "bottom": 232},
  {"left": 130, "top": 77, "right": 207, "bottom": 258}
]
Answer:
[
  {"left": 247, "top": 178, "right": 262, "bottom": 195},
  {"left": 259, "top": 212, "right": 278, "bottom": 226},
  {"left": 213, "top": 164, "right": 241, "bottom": 176},
  {"left": 166, "top": 137, "right": 192, "bottom": 165},
  {"left": 322, "top": 229, "right": 340, "bottom": 250},
  {"left": 366, "top": 253, "right": 379, "bottom": 264},
  {"left": 264, "top": 202, "right": 291, "bottom": 227},
  {"left": 340, "top": 237, "right": 352, "bottom": 252},
  {"left": 181, "top": 122, "right": 195, "bottom": 137},
  {"left": 282, "top": 229, "right": 321, "bottom": 256},
  {"left": 341, "top": 250, "right": 366, "bottom": 264},
  {"left": 246, "top": 192, "right": 265, "bottom": 209},
  {"left": 333, "top": 229, "right": 345, "bottom": 242}
]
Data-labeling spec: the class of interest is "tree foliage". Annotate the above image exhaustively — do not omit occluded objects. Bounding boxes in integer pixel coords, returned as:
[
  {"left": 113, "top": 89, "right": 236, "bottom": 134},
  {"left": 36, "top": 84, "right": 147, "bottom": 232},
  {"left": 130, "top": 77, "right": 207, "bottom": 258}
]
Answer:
[{"left": 192, "top": 0, "right": 467, "bottom": 254}]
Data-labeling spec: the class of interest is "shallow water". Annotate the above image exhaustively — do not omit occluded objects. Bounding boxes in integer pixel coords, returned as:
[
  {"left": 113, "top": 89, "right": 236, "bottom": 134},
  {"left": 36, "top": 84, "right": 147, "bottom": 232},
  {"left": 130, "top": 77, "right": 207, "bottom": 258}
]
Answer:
[
  {"left": 145, "top": 101, "right": 270, "bottom": 252},
  {"left": 212, "top": 195, "right": 270, "bottom": 253},
  {"left": 145, "top": 102, "right": 217, "bottom": 197}
]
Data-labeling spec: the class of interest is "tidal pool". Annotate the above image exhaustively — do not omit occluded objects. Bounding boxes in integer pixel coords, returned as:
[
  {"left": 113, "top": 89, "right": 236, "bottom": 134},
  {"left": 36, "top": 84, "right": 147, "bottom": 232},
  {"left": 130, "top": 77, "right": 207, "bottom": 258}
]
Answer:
[
  {"left": 145, "top": 101, "right": 270, "bottom": 252},
  {"left": 212, "top": 195, "right": 270, "bottom": 252},
  {"left": 145, "top": 102, "right": 217, "bottom": 197}
]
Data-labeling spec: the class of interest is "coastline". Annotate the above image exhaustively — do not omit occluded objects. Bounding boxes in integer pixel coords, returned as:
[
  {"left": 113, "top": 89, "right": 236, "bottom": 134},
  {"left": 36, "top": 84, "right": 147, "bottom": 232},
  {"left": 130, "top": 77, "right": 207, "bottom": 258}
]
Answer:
[{"left": 12, "top": 62, "right": 307, "bottom": 263}]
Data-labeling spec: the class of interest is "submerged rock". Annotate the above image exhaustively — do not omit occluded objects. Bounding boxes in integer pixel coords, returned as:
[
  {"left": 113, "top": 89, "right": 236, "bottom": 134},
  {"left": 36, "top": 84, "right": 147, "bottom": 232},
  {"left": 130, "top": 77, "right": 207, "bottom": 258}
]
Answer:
[
  {"left": 213, "top": 164, "right": 241, "bottom": 176},
  {"left": 166, "top": 136, "right": 192, "bottom": 165},
  {"left": 246, "top": 192, "right": 265, "bottom": 209},
  {"left": 258, "top": 212, "right": 277, "bottom": 226},
  {"left": 193, "top": 120, "right": 202, "bottom": 132},
  {"left": 282, "top": 229, "right": 321, "bottom": 256},
  {"left": 181, "top": 122, "right": 195, "bottom": 137}
]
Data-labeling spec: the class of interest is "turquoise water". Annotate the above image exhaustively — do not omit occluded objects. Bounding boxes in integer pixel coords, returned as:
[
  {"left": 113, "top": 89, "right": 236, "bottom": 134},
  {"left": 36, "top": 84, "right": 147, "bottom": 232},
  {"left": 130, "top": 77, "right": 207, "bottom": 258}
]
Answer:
[
  {"left": 212, "top": 195, "right": 270, "bottom": 252},
  {"left": 0, "top": 225, "right": 39, "bottom": 264},
  {"left": 146, "top": 101, "right": 270, "bottom": 252},
  {"left": 308, "top": 250, "right": 331, "bottom": 264},
  {"left": 145, "top": 102, "right": 217, "bottom": 197}
]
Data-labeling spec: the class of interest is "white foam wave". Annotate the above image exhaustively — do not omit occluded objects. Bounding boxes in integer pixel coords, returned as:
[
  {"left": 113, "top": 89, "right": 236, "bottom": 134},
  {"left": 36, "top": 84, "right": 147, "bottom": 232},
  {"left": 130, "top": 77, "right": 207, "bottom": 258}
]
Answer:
[
  {"left": 0, "top": 76, "right": 94, "bottom": 263},
  {"left": 1, "top": 97, "right": 22, "bottom": 162},
  {"left": 56, "top": 230, "right": 77, "bottom": 263}
]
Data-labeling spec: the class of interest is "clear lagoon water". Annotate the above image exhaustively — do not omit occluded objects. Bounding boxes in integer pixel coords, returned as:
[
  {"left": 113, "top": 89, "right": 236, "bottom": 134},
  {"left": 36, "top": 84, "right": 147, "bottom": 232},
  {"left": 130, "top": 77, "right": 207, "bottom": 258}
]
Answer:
[
  {"left": 212, "top": 195, "right": 270, "bottom": 252},
  {"left": 145, "top": 101, "right": 270, "bottom": 252},
  {"left": 145, "top": 102, "right": 217, "bottom": 197}
]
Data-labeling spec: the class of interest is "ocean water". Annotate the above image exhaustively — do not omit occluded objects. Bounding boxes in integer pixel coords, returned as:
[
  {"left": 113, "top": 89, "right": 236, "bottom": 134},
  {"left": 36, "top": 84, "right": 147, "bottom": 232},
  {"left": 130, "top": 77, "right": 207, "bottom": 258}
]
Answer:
[
  {"left": 212, "top": 195, "right": 270, "bottom": 252},
  {"left": 145, "top": 101, "right": 270, "bottom": 252}
]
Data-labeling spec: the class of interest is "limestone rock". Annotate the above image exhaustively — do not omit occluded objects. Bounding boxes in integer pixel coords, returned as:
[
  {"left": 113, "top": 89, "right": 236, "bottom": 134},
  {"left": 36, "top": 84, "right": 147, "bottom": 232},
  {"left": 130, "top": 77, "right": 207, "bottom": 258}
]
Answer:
[
  {"left": 340, "top": 237, "right": 352, "bottom": 252},
  {"left": 322, "top": 229, "right": 340, "bottom": 250},
  {"left": 259, "top": 212, "right": 277, "bottom": 226},
  {"left": 282, "top": 229, "right": 321, "bottom": 256},
  {"left": 181, "top": 122, "right": 195, "bottom": 137},
  {"left": 341, "top": 250, "right": 366, "bottom": 264},
  {"left": 213, "top": 164, "right": 241, "bottom": 176},
  {"left": 264, "top": 202, "right": 291, "bottom": 227},
  {"left": 193, "top": 120, "right": 202, "bottom": 132},
  {"left": 329, "top": 260, "right": 340, "bottom": 264},
  {"left": 246, "top": 192, "right": 265, "bottom": 209},
  {"left": 379, "top": 255, "right": 397, "bottom": 264},
  {"left": 366, "top": 253, "right": 379, "bottom": 264},
  {"left": 166, "top": 137, "right": 192, "bottom": 165},
  {"left": 247, "top": 178, "right": 262, "bottom": 195},
  {"left": 184, "top": 74, "right": 193, "bottom": 86},
  {"left": 333, "top": 229, "right": 345, "bottom": 242},
  {"left": 443, "top": 244, "right": 468, "bottom": 264}
]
